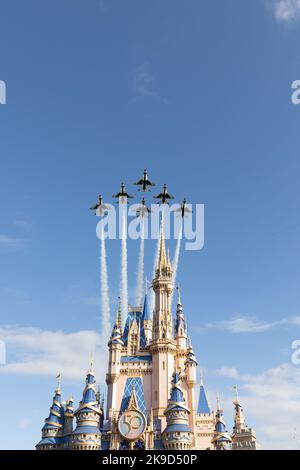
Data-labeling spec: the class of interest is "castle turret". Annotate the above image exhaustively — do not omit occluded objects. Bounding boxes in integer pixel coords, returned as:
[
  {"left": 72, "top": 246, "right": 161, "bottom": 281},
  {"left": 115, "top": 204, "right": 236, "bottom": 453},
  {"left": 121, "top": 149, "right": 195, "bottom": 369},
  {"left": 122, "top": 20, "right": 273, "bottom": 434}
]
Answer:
[
  {"left": 184, "top": 338, "right": 198, "bottom": 387},
  {"left": 150, "top": 218, "right": 176, "bottom": 428},
  {"left": 231, "top": 394, "right": 260, "bottom": 450},
  {"left": 183, "top": 338, "right": 198, "bottom": 446},
  {"left": 63, "top": 396, "right": 74, "bottom": 437},
  {"left": 175, "top": 288, "right": 187, "bottom": 370},
  {"left": 106, "top": 310, "right": 124, "bottom": 420},
  {"left": 36, "top": 381, "right": 64, "bottom": 450},
  {"left": 163, "top": 372, "right": 193, "bottom": 450},
  {"left": 211, "top": 398, "right": 232, "bottom": 450},
  {"left": 70, "top": 365, "right": 102, "bottom": 450}
]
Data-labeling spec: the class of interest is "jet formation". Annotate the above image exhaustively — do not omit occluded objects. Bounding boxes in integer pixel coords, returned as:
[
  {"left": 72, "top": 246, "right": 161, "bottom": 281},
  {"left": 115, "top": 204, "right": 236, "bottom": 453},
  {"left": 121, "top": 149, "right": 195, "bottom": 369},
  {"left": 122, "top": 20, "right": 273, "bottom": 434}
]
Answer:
[{"left": 90, "top": 169, "right": 192, "bottom": 217}]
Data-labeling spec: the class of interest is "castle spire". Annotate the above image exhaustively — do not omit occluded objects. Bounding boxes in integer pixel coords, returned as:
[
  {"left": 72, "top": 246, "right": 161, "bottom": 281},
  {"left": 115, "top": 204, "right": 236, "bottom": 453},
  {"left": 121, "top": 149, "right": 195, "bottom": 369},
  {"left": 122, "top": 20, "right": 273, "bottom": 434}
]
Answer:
[
  {"left": 150, "top": 212, "right": 176, "bottom": 425},
  {"left": 197, "top": 372, "right": 211, "bottom": 415},
  {"left": 185, "top": 339, "right": 198, "bottom": 366},
  {"left": 232, "top": 386, "right": 246, "bottom": 433},
  {"left": 211, "top": 396, "right": 232, "bottom": 450},
  {"left": 231, "top": 394, "right": 260, "bottom": 450},
  {"left": 35, "top": 380, "right": 64, "bottom": 450},
  {"left": 175, "top": 288, "right": 187, "bottom": 346},
  {"left": 163, "top": 371, "right": 193, "bottom": 450},
  {"left": 157, "top": 215, "right": 167, "bottom": 272},
  {"left": 71, "top": 366, "right": 102, "bottom": 450}
]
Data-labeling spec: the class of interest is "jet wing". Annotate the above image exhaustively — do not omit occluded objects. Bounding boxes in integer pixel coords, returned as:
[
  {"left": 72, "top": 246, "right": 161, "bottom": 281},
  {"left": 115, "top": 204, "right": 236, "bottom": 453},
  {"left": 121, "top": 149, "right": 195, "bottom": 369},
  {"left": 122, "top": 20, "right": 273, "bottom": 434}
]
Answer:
[
  {"left": 134, "top": 178, "right": 144, "bottom": 186},
  {"left": 154, "top": 192, "right": 164, "bottom": 199}
]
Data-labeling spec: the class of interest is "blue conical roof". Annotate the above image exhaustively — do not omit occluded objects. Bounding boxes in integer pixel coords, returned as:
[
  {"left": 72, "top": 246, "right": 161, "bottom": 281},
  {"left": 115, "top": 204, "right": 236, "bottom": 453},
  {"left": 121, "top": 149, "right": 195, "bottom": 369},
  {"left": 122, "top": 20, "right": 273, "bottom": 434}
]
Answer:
[
  {"left": 185, "top": 342, "right": 198, "bottom": 366},
  {"left": 212, "top": 407, "right": 232, "bottom": 447},
  {"left": 43, "top": 388, "right": 64, "bottom": 430},
  {"left": 170, "top": 373, "right": 184, "bottom": 402},
  {"left": 165, "top": 372, "right": 190, "bottom": 414},
  {"left": 74, "top": 368, "right": 101, "bottom": 415},
  {"left": 175, "top": 301, "right": 186, "bottom": 334},
  {"left": 164, "top": 372, "right": 191, "bottom": 436},
  {"left": 197, "top": 384, "right": 210, "bottom": 414},
  {"left": 109, "top": 322, "right": 124, "bottom": 346}
]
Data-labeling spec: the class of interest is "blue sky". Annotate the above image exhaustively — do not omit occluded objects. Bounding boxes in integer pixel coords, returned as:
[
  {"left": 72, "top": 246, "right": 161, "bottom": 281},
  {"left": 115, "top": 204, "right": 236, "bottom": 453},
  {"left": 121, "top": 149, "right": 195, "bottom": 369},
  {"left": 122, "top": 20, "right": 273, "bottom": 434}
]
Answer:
[{"left": 1, "top": 0, "right": 300, "bottom": 449}]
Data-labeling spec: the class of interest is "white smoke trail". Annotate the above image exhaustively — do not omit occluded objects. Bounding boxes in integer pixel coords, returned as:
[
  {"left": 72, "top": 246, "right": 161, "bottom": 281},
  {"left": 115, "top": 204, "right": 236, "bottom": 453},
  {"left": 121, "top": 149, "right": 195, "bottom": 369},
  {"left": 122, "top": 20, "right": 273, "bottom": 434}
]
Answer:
[
  {"left": 100, "top": 227, "right": 111, "bottom": 344},
  {"left": 135, "top": 219, "right": 145, "bottom": 307},
  {"left": 172, "top": 220, "right": 183, "bottom": 289},
  {"left": 120, "top": 208, "right": 128, "bottom": 327},
  {"left": 149, "top": 214, "right": 163, "bottom": 315}
]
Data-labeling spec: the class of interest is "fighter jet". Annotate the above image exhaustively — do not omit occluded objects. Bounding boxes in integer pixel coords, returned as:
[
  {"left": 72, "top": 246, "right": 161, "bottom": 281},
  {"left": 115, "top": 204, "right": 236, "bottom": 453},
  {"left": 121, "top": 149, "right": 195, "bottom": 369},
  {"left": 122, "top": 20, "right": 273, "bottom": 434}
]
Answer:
[
  {"left": 90, "top": 195, "right": 110, "bottom": 216},
  {"left": 134, "top": 169, "right": 155, "bottom": 192},
  {"left": 136, "top": 197, "right": 151, "bottom": 217},
  {"left": 112, "top": 183, "right": 133, "bottom": 203},
  {"left": 153, "top": 184, "right": 174, "bottom": 204},
  {"left": 174, "top": 198, "right": 193, "bottom": 217}
]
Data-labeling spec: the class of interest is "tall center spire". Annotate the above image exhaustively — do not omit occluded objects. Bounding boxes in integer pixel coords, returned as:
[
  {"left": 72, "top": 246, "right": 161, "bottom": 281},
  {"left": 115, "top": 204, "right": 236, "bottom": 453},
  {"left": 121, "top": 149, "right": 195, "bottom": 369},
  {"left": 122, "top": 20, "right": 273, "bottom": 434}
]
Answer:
[
  {"left": 152, "top": 214, "right": 173, "bottom": 341},
  {"left": 156, "top": 213, "right": 171, "bottom": 274},
  {"left": 150, "top": 213, "right": 176, "bottom": 426}
]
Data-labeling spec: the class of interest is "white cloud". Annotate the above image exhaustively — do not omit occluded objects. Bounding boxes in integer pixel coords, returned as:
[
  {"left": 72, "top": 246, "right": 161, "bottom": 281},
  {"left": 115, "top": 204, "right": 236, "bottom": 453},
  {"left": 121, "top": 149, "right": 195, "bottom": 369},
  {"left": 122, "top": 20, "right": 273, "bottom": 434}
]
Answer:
[
  {"left": 215, "top": 367, "right": 250, "bottom": 380},
  {"left": 206, "top": 315, "right": 286, "bottom": 333},
  {"left": 0, "top": 235, "right": 29, "bottom": 249},
  {"left": 0, "top": 326, "right": 107, "bottom": 383},
  {"left": 133, "top": 63, "right": 167, "bottom": 103},
  {"left": 273, "top": 0, "right": 300, "bottom": 22},
  {"left": 215, "top": 363, "right": 300, "bottom": 449}
]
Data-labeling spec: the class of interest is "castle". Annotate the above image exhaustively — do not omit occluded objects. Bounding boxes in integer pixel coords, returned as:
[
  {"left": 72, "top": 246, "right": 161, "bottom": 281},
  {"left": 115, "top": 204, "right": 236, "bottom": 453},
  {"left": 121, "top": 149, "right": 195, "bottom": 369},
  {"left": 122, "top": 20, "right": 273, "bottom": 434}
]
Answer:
[{"left": 36, "top": 224, "right": 259, "bottom": 450}]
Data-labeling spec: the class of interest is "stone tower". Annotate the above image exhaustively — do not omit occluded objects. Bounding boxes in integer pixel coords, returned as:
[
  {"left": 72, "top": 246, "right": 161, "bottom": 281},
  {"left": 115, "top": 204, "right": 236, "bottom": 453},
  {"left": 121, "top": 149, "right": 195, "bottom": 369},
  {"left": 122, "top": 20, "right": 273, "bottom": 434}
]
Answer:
[
  {"left": 150, "top": 222, "right": 177, "bottom": 429},
  {"left": 231, "top": 398, "right": 260, "bottom": 450}
]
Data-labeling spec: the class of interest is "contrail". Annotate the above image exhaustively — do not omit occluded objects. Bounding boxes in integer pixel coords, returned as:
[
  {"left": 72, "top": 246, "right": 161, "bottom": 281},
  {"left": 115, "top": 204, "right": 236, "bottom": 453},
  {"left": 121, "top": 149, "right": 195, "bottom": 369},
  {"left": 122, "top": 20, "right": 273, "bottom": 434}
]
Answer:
[
  {"left": 171, "top": 219, "right": 183, "bottom": 306},
  {"left": 99, "top": 227, "right": 111, "bottom": 344},
  {"left": 135, "top": 219, "right": 145, "bottom": 307},
  {"left": 120, "top": 208, "right": 128, "bottom": 327},
  {"left": 149, "top": 213, "right": 163, "bottom": 316}
]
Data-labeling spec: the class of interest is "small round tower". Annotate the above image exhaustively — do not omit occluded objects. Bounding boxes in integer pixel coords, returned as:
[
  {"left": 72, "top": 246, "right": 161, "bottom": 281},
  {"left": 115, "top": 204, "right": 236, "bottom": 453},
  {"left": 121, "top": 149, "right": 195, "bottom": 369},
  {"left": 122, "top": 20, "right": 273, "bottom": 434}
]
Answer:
[
  {"left": 70, "top": 365, "right": 102, "bottom": 450},
  {"left": 36, "top": 383, "right": 64, "bottom": 450},
  {"left": 163, "top": 371, "right": 193, "bottom": 450}
]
